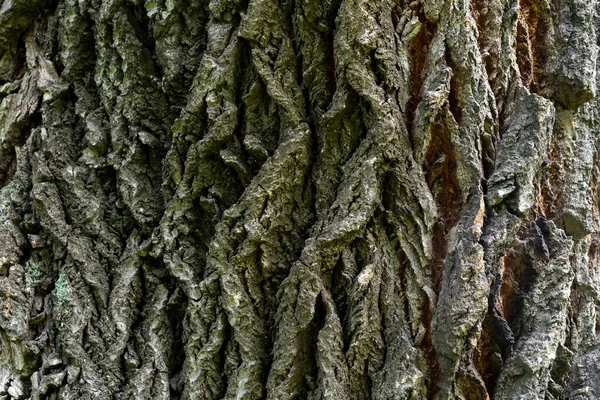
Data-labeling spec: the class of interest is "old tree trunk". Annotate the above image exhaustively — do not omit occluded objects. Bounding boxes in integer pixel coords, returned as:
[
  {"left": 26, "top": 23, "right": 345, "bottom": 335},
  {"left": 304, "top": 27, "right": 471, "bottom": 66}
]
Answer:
[{"left": 0, "top": 0, "right": 599, "bottom": 398}]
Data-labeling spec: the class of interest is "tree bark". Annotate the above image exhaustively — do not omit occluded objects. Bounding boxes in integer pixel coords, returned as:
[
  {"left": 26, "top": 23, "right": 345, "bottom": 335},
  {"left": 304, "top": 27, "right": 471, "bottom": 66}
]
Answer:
[{"left": 0, "top": 0, "right": 599, "bottom": 398}]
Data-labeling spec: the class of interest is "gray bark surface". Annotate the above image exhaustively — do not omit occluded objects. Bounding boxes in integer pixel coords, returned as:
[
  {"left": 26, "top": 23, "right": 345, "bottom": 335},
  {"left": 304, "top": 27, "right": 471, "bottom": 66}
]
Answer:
[{"left": 0, "top": 0, "right": 599, "bottom": 399}]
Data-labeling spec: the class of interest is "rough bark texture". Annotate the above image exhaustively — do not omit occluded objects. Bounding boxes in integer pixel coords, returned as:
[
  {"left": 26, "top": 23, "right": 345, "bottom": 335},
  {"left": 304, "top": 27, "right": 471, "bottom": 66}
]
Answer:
[{"left": 0, "top": 0, "right": 599, "bottom": 399}]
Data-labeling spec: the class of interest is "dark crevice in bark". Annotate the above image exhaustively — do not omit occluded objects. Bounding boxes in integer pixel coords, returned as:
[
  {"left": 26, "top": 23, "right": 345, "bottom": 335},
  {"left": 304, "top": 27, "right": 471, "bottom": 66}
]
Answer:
[
  {"left": 445, "top": 47, "right": 463, "bottom": 127},
  {"left": 500, "top": 246, "right": 537, "bottom": 340},
  {"left": 396, "top": 245, "right": 412, "bottom": 331},
  {"left": 165, "top": 285, "right": 187, "bottom": 353},
  {"left": 423, "top": 294, "right": 438, "bottom": 400},
  {"left": 295, "top": 54, "right": 320, "bottom": 216},
  {"left": 0, "top": 148, "right": 17, "bottom": 187},
  {"left": 477, "top": 220, "right": 549, "bottom": 396},
  {"left": 516, "top": 13, "right": 534, "bottom": 89},
  {"left": 546, "top": 277, "right": 577, "bottom": 396},
  {"left": 331, "top": 254, "right": 349, "bottom": 326},
  {"left": 478, "top": 298, "right": 512, "bottom": 395},
  {"left": 470, "top": 0, "right": 492, "bottom": 79},
  {"left": 326, "top": 33, "right": 337, "bottom": 93},
  {"left": 304, "top": 293, "right": 327, "bottom": 396},
  {"left": 9, "top": 37, "right": 27, "bottom": 82},
  {"left": 517, "top": 0, "right": 551, "bottom": 94},
  {"left": 416, "top": 43, "right": 466, "bottom": 395},
  {"left": 131, "top": 6, "right": 161, "bottom": 79},
  {"left": 405, "top": 4, "right": 434, "bottom": 147},
  {"left": 103, "top": 165, "right": 136, "bottom": 240},
  {"left": 544, "top": 110, "right": 571, "bottom": 222},
  {"left": 430, "top": 220, "right": 446, "bottom": 296},
  {"left": 1, "top": 106, "right": 42, "bottom": 187},
  {"left": 424, "top": 118, "right": 462, "bottom": 292}
]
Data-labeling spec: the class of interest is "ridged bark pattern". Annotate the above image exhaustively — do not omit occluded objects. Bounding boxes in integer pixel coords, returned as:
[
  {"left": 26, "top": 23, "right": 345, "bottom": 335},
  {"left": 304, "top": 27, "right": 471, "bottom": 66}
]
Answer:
[{"left": 0, "top": 0, "right": 599, "bottom": 399}]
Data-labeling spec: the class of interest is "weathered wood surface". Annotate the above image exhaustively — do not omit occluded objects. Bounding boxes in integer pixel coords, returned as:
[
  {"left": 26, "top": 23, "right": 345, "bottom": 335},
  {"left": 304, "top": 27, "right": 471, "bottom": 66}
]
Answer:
[{"left": 0, "top": 0, "right": 599, "bottom": 398}]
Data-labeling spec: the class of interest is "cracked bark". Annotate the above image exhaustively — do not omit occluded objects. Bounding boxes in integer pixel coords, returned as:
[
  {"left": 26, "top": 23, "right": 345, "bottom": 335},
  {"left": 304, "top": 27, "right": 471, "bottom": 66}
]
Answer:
[{"left": 0, "top": 0, "right": 600, "bottom": 399}]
